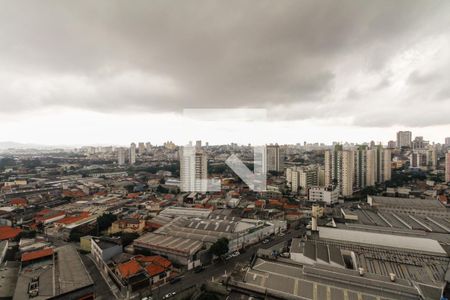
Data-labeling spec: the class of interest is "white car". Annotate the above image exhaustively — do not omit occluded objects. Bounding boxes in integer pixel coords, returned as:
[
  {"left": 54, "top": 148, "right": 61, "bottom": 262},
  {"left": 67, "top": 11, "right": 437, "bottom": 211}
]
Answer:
[
  {"left": 162, "top": 292, "right": 176, "bottom": 299},
  {"left": 232, "top": 251, "right": 240, "bottom": 257},
  {"left": 262, "top": 239, "right": 270, "bottom": 244},
  {"left": 279, "top": 232, "right": 285, "bottom": 237}
]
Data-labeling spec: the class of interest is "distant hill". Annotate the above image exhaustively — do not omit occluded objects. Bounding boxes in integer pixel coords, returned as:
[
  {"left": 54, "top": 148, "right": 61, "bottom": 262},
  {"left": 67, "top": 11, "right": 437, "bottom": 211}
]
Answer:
[{"left": 0, "top": 141, "right": 51, "bottom": 149}]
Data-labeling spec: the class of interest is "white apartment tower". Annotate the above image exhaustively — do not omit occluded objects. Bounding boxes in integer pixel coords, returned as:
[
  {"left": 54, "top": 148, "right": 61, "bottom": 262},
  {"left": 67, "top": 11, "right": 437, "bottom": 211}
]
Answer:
[
  {"left": 129, "top": 143, "right": 136, "bottom": 165},
  {"left": 326, "top": 145, "right": 391, "bottom": 196},
  {"left": 287, "top": 166, "right": 319, "bottom": 193},
  {"left": 426, "top": 147, "right": 438, "bottom": 170},
  {"left": 381, "top": 147, "right": 392, "bottom": 182},
  {"left": 138, "top": 142, "right": 145, "bottom": 155},
  {"left": 117, "top": 148, "right": 126, "bottom": 166},
  {"left": 396, "top": 131, "right": 412, "bottom": 148},
  {"left": 445, "top": 150, "right": 450, "bottom": 183},
  {"left": 324, "top": 145, "right": 354, "bottom": 197},
  {"left": 355, "top": 146, "right": 368, "bottom": 188},
  {"left": 180, "top": 146, "right": 208, "bottom": 192},
  {"left": 340, "top": 150, "right": 355, "bottom": 197},
  {"left": 266, "top": 144, "right": 281, "bottom": 172},
  {"left": 366, "top": 149, "right": 377, "bottom": 187}
]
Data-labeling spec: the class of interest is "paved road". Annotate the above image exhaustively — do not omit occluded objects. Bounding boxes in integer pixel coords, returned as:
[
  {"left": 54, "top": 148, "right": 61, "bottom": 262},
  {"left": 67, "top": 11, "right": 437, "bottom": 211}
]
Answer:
[
  {"left": 81, "top": 254, "right": 117, "bottom": 300},
  {"left": 154, "top": 228, "right": 305, "bottom": 300}
]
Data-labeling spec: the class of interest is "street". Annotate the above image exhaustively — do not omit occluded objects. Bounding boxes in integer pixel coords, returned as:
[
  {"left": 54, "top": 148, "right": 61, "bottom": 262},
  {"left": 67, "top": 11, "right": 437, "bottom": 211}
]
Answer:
[
  {"left": 153, "top": 228, "right": 304, "bottom": 300},
  {"left": 81, "top": 254, "right": 117, "bottom": 300}
]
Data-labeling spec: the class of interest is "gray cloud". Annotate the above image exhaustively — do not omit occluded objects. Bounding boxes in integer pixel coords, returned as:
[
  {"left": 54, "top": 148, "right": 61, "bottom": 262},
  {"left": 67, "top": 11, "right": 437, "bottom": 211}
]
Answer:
[{"left": 1, "top": 0, "right": 450, "bottom": 127}]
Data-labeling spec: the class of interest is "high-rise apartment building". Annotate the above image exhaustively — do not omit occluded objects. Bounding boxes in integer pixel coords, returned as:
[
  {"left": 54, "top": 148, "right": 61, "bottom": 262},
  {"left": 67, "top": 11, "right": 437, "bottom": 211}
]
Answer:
[
  {"left": 445, "top": 150, "right": 450, "bottom": 183},
  {"left": 180, "top": 147, "right": 208, "bottom": 192},
  {"left": 340, "top": 150, "right": 355, "bottom": 197},
  {"left": 410, "top": 150, "right": 426, "bottom": 169},
  {"left": 327, "top": 145, "right": 391, "bottom": 196},
  {"left": 366, "top": 149, "right": 377, "bottom": 187},
  {"left": 380, "top": 147, "right": 392, "bottom": 182},
  {"left": 445, "top": 137, "right": 450, "bottom": 147},
  {"left": 396, "top": 131, "right": 412, "bottom": 148},
  {"left": 138, "top": 142, "right": 145, "bottom": 155},
  {"left": 286, "top": 166, "right": 319, "bottom": 193},
  {"left": 324, "top": 145, "right": 354, "bottom": 197},
  {"left": 117, "top": 148, "right": 126, "bottom": 165},
  {"left": 355, "top": 145, "right": 368, "bottom": 189},
  {"left": 145, "top": 142, "right": 152, "bottom": 152},
  {"left": 387, "top": 140, "right": 396, "bottom": 149},
  {"left": 195, "top": 140, "right": 202, "bottom": 150},
  {"left": 129, "top": 143, "right": 136, "bottom": 165},
  {"left": 266, "top": 144, "right": 281, "bottom": 172},
  {"left": 412, "top": 136, "right": 429, "bottom": 150},
  {"left": 426, "top": 147, "right": 437, "bottom": 170}
]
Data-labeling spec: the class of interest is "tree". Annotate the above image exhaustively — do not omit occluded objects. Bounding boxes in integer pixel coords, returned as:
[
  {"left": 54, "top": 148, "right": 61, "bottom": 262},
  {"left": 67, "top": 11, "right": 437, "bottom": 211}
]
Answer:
[
  {"left": 119, "top": 232, "right": 140, "bottom": 246},
  {"left": 209, "top": 237, "right": 229, "bottom": 258},
  {"left": 197, "top": 293, "right": 219, "bottom": 300},
  {"left": 97, "top": 213, "right": 117, "bottom": 233},
  {"left": 156, "top": 185, "right": 169, "bottom": 193},
  {"left": 69, "top": 229, "right": 84, "bottom": 242},
  {"left": 124, "top": 184, "right": 135, "bottom": 193}
]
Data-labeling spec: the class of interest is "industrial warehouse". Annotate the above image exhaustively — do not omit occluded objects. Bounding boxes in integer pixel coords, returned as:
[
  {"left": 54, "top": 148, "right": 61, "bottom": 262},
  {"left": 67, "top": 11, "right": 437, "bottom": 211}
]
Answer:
[{"left": 133, "top": 208, "right": 286, "bottom": 269}]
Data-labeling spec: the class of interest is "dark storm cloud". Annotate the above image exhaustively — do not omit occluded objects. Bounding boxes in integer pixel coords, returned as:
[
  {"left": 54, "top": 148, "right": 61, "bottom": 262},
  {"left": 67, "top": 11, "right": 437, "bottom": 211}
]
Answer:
[{"left": 0, "top": 0, "right": 450, "bottom": 126}]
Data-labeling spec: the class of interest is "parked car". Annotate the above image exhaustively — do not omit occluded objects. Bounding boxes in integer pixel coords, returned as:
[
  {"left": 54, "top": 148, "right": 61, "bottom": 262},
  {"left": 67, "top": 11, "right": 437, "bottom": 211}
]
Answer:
[
  {"left": 163, "top": 292, "right": 176, "bottom": 299},
  {"left": 262, "top": 239, "right": 270, "bottom": 244}
]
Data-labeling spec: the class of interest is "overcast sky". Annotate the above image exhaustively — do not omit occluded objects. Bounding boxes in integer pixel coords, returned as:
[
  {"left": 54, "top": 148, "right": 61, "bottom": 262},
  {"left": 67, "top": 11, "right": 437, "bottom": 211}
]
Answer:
[{"left": 1, "top": 1, "right": 449, "bottom": 146}]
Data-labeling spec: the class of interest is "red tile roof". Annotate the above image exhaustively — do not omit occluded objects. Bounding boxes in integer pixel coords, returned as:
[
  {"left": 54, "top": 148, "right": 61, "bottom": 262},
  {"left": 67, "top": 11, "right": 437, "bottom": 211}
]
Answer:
[
  {"left": 438, "top": 195, "right": 448, "bottom": 204},
  {"left": 127, "top": 193, "right": 140, "bottom": 199},
  {"left": 21, "top": 248, "right": 53, "bottom": 262},
  {"left": 94, "top": 191, "right": 108, "bottom": 196},
  {"left": 255, "top": 200, "right": 265, "bottom": 207},
  {"left": 145, "top": 222, "right": 162, "bottom": 230},
  {"left": 0, "top": 226, "right": 22, "bottom": 241},
  {"left": 145, "top": 264, "right": 165, "bottom": 277},
  {"left": 283, "top": 204, "right": 299, "bottom": 210},
  {"left": 36, "top": 209, "right": 53, "bottom": 215},
  {"left": 136, "top": 255, "right": 172, "bottom": 268},
  {"left": 10, "top": 198, "right": 27, "bottom": 206},
  {"left": 62, "top": 189, "right": 87, "bottom": 198},
  {"left": 117, "top": 259, "right": 143, "bottom": 278},
  {"left": 35, "top": 209, "right": 65, "bottom": 222},
  {"left": 56, "top": 211, "right": 90, "bottom": 225},
  {"left": 269, "top": 200, "right": 283, "bottom": 206}
]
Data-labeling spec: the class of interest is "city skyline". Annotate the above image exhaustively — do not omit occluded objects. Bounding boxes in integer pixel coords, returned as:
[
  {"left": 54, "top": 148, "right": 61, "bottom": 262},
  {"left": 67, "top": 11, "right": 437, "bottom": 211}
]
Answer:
[{"left": 0, "top": 129, "right": 449, "bottom": 149}]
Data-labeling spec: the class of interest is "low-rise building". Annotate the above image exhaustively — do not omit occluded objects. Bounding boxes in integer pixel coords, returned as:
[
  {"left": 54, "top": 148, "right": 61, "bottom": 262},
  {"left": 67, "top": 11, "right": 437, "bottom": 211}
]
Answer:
[
  {"left": 13, "top": 245, "right": 94, "bottom": 300},
  {"left": 0, "top": 226, "right": 21, "bottom": 241},
  {"left": 108, "top": 218, "right": 146, "bottom": 235},
  {"left": 308, "top": 185, "right": 339, "bottom": 205},
  {"left": 91, "top": 237, "right": 123, "bottom": 273}
]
